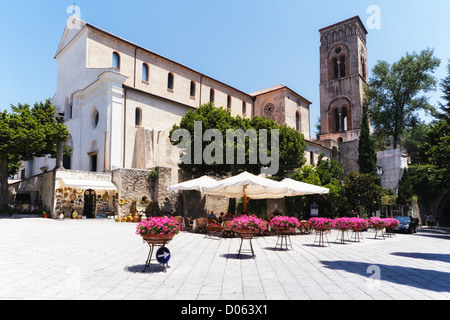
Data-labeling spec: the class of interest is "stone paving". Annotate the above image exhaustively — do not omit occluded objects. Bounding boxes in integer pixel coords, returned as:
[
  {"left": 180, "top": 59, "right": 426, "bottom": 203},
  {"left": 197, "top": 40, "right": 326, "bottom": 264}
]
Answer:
[{"left": 0, "top": 217, "right": 449, "bottom": 300}]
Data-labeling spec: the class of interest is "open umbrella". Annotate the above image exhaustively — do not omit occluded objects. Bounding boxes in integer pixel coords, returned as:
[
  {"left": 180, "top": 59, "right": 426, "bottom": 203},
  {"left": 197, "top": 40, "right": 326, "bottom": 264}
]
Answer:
[
  {"left": 200, "top": 172, "right": 289, "bottom": 214},
  {"left": 279, "top": 178, "right": 329, "bottom": 196},
  {"left": 167, "top": 176, "right": 221, "bottom": 192}
]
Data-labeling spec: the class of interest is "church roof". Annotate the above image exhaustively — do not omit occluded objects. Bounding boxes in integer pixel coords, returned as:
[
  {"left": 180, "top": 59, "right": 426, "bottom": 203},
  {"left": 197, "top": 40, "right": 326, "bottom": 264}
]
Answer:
[
  {"left": 250, "top": 85, "right": 312, "bottom": 105},
  {"left": 319, "top": 15, "right": 368, "bottom": 35},
  {"left": 57, "top": 16, "right": 313, "bottom": 105}
]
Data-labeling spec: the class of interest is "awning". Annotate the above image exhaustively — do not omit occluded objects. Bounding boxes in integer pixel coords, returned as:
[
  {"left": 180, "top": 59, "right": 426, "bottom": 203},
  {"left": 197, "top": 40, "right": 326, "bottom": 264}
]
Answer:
[{"left": 61, "top": 178, "right": 117, "bottom": 191}]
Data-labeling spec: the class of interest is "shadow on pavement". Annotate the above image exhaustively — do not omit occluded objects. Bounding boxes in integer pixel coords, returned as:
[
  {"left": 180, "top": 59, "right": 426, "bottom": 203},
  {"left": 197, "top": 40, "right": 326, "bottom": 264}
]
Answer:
[
  {"left": 320, "top": 260, "right": 450, "bottom": 292},
  {"left": 391, "top": 252, "right": 450, "bottom": 263},
  {"left": 125, "top": 264, "right": 167, "bottom": 274}
]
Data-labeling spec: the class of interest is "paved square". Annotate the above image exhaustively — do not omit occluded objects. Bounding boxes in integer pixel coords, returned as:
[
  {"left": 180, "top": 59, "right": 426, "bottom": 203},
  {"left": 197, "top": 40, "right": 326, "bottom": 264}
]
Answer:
[{"left": 0, "top": 217, "right": 449, "bottom": 300}]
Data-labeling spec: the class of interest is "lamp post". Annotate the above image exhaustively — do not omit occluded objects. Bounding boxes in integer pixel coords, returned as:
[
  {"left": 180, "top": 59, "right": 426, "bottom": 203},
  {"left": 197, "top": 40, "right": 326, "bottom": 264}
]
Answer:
[{"left": 55, "top": 112, "right": 66, "bottom": 170}]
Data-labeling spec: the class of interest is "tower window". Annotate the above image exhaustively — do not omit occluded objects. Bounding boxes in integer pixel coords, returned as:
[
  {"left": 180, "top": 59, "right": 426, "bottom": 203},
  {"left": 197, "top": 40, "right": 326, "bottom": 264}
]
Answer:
[
  {"left": 296, "top": 112, "right": 301, "bottom": 131},
  {"left": 112, "top": 52, "right": 120, "bottom": 70},
  {"left": 333, "top": 108, "right": 340, "bottom": 132},
  {"left": 340, "top": 56, "right": 346, "bottom": 78},
  {"left": 332, "top": 58, "right": 339, "bottom": 80},
  {"left": 168, "top": 73, "right": 174, "bottom": 90}
]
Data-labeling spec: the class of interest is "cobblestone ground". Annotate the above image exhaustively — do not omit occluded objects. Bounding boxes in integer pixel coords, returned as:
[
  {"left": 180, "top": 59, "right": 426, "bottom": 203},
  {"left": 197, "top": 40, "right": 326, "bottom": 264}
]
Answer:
[{"left": 0, "top": 217, "right": 449, "bottom": 300}]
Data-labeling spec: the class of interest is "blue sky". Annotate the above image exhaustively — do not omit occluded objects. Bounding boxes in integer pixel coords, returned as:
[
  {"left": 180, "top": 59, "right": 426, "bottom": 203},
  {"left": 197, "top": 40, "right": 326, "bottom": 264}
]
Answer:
[{"left": 1, "top": 0, "right": 449, "bottom": 138}]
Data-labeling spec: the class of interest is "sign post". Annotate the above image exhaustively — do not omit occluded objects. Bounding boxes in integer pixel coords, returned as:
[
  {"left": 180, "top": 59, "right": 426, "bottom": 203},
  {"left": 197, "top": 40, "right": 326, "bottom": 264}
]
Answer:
[
  {"left": 311, "top": 204, "right": 319, "bottom": 217},
  {"left": 156, "top": 246, "right": 171, "bottom": 269}
]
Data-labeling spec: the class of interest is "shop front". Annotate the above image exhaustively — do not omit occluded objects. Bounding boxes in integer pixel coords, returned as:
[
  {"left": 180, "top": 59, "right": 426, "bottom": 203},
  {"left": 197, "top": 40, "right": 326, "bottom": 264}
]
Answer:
[{"left": 54, "top": 171, "right": 117, "bottom": 219}]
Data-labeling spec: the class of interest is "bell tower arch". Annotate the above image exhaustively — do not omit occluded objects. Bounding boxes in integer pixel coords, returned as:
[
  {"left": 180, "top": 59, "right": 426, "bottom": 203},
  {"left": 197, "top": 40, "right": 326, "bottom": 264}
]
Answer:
[{"left": 318, "top": 16, "right": 368, "bottom": 143}]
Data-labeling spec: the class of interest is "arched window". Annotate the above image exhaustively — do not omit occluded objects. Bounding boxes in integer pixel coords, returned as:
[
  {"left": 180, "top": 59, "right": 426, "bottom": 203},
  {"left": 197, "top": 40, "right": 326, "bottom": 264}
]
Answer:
[
  {"left": 227, "top": 95, "right": 231, "bottom": 110},
  {"left": 167, "top": 73, "right": 174, "bottom": 90},
  {"left": 142, "top": 63, "right": 149, "bottom": 82},
  {"left": 190, "top": 81, "right": 196, "bottom": 98},
  {"left": 135, "top": 108, "right": 142, "bottom": 126},
  {"left": 361, "top": 56, "right": 366, "bottom": 80},
  {"left": 332, "top": 58, "right": 339, "bottom": 80},
  {"left": 333, "top": 108, "right": 340, "bottom": 132},
  {"left": 112, "top": 52, "right": 120, "bottom": 70},
  {"left": 242, "top": 101, "right": 247, "bottom": 115},
  {"left": 340, "top": 56, "right": 346, "bottom": 78},
  {"left": 210, "top": 88, "right": 215, "bottom": 103}
]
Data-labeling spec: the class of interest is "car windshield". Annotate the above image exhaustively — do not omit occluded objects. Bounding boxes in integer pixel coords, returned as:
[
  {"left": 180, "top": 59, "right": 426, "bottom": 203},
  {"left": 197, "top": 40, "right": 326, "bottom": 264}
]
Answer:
[{"left": 395, "top": 216, "right": 410, "bottom": 222}]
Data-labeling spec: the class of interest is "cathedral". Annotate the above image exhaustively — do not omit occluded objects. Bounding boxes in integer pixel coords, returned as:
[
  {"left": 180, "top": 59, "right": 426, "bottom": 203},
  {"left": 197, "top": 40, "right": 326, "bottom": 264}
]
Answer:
[{"left": 10, "top": 15, "right": 367, "bottom": 219}]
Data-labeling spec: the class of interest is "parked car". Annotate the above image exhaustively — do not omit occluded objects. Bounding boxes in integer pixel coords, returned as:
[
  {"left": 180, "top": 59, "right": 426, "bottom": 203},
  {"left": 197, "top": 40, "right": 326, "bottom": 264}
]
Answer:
[{"left": 393, "top": 216, "right": 417, "bottom": 234}]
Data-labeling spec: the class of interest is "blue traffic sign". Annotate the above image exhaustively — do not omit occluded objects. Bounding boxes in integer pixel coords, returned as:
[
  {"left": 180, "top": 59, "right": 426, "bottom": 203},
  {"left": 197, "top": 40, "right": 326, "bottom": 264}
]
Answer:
[{"left": 156, "top": 247, "right": 171, "bottom": 264}]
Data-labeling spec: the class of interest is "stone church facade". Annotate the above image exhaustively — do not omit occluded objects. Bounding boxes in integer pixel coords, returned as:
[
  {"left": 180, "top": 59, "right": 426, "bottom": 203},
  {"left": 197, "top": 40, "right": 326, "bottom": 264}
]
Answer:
[{"left": 12, "top": 15, "right": 369, "bottom": 219}]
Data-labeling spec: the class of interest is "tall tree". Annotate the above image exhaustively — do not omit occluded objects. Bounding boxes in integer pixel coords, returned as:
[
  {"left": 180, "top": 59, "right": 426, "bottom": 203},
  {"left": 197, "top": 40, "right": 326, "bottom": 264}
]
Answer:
[
  {"left": 0, "top": 100, "right": 70, "bottom": 211},
  {"left": 357, "top": 100, "right": 377, "bottom": 174},
  {"left": 423, "top": 61, "right": 450, "bottom": 189},
  {"left": 364, "top": 48, "right": 440, "bottom": 149},
  {"left": 169, "top": 103, "right": 306, "bottom": 177}
]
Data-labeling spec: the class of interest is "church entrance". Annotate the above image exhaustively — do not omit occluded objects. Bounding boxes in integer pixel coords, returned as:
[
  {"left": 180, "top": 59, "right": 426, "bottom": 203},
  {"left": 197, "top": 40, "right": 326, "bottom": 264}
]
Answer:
[{"left": 83, "top": 189, "right": 96, "bottom": 218}]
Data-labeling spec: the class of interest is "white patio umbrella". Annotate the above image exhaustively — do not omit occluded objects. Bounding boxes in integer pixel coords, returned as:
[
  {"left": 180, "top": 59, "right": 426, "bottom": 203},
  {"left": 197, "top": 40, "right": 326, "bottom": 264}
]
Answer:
[
  {"left": 279, "top": 178, "right": 329, "bottom": 197},
  {"left": 200, "top": 172, "right": 289, "bottom": 214},
  {"left": 167, "top": 175, "right": 221, "bottom": 192}
]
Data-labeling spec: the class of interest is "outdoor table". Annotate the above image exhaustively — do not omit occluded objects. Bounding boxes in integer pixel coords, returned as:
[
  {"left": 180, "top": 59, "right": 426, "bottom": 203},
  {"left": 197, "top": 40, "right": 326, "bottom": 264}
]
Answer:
[
  {"left": 142, "top": 238, "right": 172, "bottom": 272},
  {"left": 236, "top": 232, "right": 257, "bottom": 259}
]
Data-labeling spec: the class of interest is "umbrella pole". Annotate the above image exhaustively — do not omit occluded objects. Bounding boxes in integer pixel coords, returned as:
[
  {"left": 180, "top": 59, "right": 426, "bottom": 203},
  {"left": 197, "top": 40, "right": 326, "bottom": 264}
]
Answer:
[{"left": 243, "top": 184, "right": 248, "bottom": 215}]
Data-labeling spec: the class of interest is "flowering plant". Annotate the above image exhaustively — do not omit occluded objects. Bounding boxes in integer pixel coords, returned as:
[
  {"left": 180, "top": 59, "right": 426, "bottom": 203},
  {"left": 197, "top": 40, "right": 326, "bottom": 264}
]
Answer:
[
  {"left": 384, "top": 218, "right": 400, "bottom": 229},
  {"left": 307, "top": 217, "right": 335, "bottom": 230},
  {"left": 334, "top": 217, "right": 355, "bottom": 230},
  {"left": 369, "top": 217, "right": 392, "bottom": 228},
  {"left": 349, "top": 218, "right": 369, "bottom": 230},
  {"left": 334, "top": 217, "right": 369, "bottom": 230},
  {"left": 135, "top": 216, "right": 183, "bottom": 236},
  {"left": 207, "top": 221, "right": 223, "bottom": 227},
  {"left": 270, "top": 216, "right": 301, "bottom": 232},
  {"left": 229, "top": 215, "right": 267, "bottom": 234}
]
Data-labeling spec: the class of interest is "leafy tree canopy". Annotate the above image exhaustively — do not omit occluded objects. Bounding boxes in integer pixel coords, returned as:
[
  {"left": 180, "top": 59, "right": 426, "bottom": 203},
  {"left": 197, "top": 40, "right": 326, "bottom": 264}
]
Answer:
[
  {"left": 170, "top": 103, "right": 306, "bottom": 177},
  {"left": 365, "top": 48, "right": 440, "bottom": 149},
  {"left": 0, "top": 99, "right": 71, "bottom": 210}
]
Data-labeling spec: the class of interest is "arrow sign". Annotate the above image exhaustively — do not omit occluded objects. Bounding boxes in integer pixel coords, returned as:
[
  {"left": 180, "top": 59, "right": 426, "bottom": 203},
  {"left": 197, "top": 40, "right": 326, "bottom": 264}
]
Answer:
[{"left": 156, "top": 247, "right": 171, "bottom": 264}]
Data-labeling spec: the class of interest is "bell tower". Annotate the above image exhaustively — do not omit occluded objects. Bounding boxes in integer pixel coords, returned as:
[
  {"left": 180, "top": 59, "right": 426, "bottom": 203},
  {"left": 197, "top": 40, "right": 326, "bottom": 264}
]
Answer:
[{"left": 318, "top": 16, "right": 368, "bottom": 143}]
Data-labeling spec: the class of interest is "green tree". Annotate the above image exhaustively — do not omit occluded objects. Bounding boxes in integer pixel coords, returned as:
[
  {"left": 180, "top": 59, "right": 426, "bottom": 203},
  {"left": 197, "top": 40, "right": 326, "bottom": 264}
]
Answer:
[
  {"left": 0, "top": 100, "right": 70, "bottom": 211},
  {"left": 365, "top": 48, "right": 440, "bottom": 149},
  {"left": 358, "top": 101, "right": 377, "bottom": 174},
  {"left": 423, "top": 61, "right": 450, "bottom": 189},
  {"left": 397, "top": 165, "right": 440, "bottom": 205},
  {"left": 169, "top": 103, "right": 306, "bottom": 177},
  {"left": 402, "top": 120, "right": 430, "bottom": 165},
  {"left": 343, "top": 172, "right": 387, "bottom": 217},
  {"left": 288, "top": 154, "right": 344, "bottom": 218}
]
